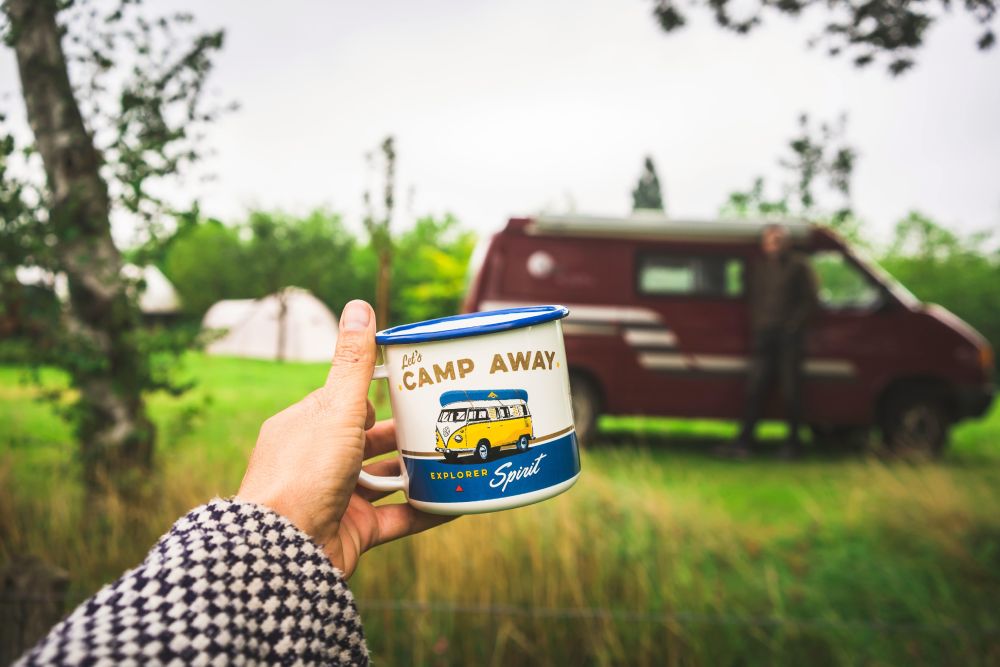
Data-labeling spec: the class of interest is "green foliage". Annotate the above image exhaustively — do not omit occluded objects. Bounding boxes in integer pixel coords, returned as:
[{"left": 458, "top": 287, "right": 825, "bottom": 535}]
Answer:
[
  {"left": 631, "top": 155, "right": 664, "bottom": 212},
  {"left": 163, "top": 221, "right": 249, "bottom": 316},
  {"left": 881, "top": 212, "right": 1000, "bottom": 358},
  {"left": 162, "top": 210, "right": 475, "bottom": 326},
  {"left": 60, "top": 1, "right": 232, "bottom": 238},
  {"left": 650, "top": 0, "right": 997, "bottom": 74},
  {"left": 0, "top": 117, "right": 52, "bottom": 346},
  {"left": 392, "top": 215, "right": 477, "bottom": 324},
  {"left": 720, "top": 176, "right": 791, "bottom": 220},
  {"left": 1, "top": 0, "right": 229, "bottom": 485},
  {"left": 722, "top": 114, "right": 862, "bottom": 243},
  {"left": 243, "top": 209, "right": 365, "bottom": 315}
]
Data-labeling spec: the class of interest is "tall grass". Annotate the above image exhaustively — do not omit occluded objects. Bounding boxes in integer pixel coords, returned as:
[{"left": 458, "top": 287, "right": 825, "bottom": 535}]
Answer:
[
  {"left": 2, "top": 357, "right": 999, "bottom": 665},
  {"left": 350, "top": 451, "right": 1000, "bottom": 665}
]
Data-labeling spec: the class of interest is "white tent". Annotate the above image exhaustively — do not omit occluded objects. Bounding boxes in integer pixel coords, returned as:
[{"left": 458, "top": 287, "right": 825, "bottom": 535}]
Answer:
[
  {"left": 121, "top": 264, "right": 181, "bottom": 314},
  {"left": 201, "top": 288, "right": 339, "bottom": 362}
]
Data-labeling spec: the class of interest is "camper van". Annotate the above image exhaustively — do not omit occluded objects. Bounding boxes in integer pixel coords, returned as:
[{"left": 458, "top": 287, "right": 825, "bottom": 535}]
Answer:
[
  {"left": 435, "top": 389, "right": 534, "bottom": 462},
  {"left": 464, "top": 214, "right": 996, "bottom": 454}
]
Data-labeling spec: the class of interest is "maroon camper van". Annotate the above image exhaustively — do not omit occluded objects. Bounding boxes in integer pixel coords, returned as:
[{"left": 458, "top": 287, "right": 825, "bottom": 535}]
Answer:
[{"left": 464, "top": 214, "right": 995, "bottom": 453}]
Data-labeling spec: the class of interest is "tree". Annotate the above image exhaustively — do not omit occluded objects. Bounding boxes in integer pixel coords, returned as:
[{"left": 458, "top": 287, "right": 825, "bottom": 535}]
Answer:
[
  {"left": 363, "top": 136, "right": 397, "bottom": 329},
  {"left": 650, "top": 0, "right": 997, "bottom": 75},
  {"left": 162, "top": 209, "right": 470, "bottom": 330},
  {"left": 881, "top": 213, "right": 1000, "bottom": 363},
  {"left": 243, "top": 210, "right": 361, "bottom": 360},
  {"left": 162, "top": 220, "right": 249, "bottom": 317},
  {"left": 721, "top": 113, "right": 861, "bottom": 242},
  {"left": 392, "top": 215, "right": 476, "bottom": 324},
  {"left": 631, "top": 155, "right": 665, "bottom": 212},
  {"left": 164, "top": 210, "right": 363, "bottom": 311},
  {"left": 255, "top": 210, "right": 367, "bottom": 318},
  {"left": 1, "top": 0, "right": 225, "bottom": 488}
]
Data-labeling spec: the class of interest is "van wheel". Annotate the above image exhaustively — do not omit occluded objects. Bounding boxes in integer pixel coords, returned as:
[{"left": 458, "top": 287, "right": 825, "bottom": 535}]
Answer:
[
  {"left": 570, "top": 373, "right": 600, "bottom": 447},
  {"left": 517, "top": 435, "right": 530, "bottom": 452},
  {"left": 476, "top": 440, "right": 491, "bottom": 462},
  {"left": 881, "top": 392, "right": 950, "bottom": 458}
]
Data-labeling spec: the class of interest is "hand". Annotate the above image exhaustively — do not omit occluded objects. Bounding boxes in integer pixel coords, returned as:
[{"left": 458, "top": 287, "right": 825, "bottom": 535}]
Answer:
[{"left": 236, "top": 299, "right": 453, "bottom": 576}]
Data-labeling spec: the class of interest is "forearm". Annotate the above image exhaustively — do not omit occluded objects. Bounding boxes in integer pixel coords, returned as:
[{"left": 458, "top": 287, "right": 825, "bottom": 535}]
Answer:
[{"left": 16, "top": 499, "right": 369, "bottom": 666}]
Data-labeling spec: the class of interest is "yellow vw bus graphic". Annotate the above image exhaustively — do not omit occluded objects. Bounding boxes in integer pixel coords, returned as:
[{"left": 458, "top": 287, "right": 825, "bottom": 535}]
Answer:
[{"left": 435, "top": 389, "right": 534, "bottom": 462}]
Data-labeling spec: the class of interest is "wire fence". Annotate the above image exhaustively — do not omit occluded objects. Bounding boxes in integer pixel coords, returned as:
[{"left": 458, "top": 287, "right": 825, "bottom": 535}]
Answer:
[
  {"left": 358, "top": 598, "right": 999, "bottom": 635},
  {"left": 3, "top": 594, "right": 999, "bottom": 637},
  {"left": 4, "top": 593, "right": 998, "bottom": 666}
]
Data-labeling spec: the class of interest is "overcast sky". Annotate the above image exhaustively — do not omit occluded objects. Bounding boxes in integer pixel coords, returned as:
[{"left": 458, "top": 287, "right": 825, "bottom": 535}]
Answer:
[{"left": 2, "top": 0, "right": 998, "bottom": 246}]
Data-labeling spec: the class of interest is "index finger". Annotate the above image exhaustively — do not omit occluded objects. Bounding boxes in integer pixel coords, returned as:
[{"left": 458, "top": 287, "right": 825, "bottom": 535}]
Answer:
[{"left": 364, "top": 420, "right": 397, "bottom": 459}]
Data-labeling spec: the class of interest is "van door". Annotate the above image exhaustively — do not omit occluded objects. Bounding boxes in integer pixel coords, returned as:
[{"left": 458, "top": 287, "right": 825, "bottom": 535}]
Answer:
[
  {"left": 803, "top": 249, "right": 890, "bottom": 425},
  {"left": 496, "top": 405, "right": 517, "bottom": 445},
  {"left": 630, "top": 251, "right": 750, "bottom": 418},
  {"left": 474, "top": 408, "right": 493, "bottom": 447}
]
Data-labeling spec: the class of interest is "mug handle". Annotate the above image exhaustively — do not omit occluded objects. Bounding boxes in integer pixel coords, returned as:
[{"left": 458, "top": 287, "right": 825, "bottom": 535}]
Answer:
[{"left": 357, "top": 363, "right": 406, "bottom": 493}]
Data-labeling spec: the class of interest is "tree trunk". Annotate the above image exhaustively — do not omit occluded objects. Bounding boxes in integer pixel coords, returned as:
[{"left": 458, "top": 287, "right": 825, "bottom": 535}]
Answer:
[
  {"left": 376, "top": 248, "right": 391, "bottom": 328},
  {"left": 6, "top": 0, "right": 155, "bottom": 487},
  {"left": 276, "top": 289, "right": 288, "bottom": 362}
]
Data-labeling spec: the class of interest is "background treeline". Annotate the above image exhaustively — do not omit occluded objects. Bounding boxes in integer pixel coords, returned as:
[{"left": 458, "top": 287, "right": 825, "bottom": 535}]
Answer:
[
  {"left": 880, "top": 212, "right": 1000, "bottom": 355},
  {"left": 153, "top": 210, "right": 476, "bottom": 327},
  {"left": 150, "top": 206, "right": 1000, "bottom": 366}
]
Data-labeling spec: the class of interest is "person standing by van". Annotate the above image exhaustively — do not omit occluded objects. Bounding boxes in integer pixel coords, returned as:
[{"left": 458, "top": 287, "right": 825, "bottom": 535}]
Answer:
[{"left": 722, "top": 224, "right": 819, "bottom": 459}]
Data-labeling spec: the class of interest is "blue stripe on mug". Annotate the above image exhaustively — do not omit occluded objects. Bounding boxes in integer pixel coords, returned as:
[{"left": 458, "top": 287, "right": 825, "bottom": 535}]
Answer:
[{"left": 403, "top": 432, "right": 581, "bottom": 504}]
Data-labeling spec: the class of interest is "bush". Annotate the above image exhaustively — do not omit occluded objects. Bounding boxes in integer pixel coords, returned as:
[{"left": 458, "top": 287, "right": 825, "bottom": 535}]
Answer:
[
  {"left": 161, "top": 210, "right": 476, "bottom": 326},
  {"left": 880, "top": 212, "right": 1000, "bottom": 362}
]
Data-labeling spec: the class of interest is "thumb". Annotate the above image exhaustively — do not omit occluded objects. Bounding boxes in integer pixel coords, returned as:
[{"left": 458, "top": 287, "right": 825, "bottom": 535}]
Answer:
[{"left": 322, "top": 300, "right": 377, "bottom": 422}]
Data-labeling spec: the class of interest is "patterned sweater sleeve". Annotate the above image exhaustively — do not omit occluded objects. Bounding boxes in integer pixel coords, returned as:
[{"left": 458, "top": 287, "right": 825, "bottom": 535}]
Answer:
[{"left": 16, "top": 499, "right": 369, "bottom": 666}]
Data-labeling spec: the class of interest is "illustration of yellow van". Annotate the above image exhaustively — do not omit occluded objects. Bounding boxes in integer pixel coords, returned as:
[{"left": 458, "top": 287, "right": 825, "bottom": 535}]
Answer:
[{"left": 435, "top": 389, "right": 534, "bottom": 462}]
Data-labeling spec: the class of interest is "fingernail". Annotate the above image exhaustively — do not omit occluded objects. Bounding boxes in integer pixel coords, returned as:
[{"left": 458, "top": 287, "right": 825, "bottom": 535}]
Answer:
[{"left": 341, "top": 300, "right": 371, "bottom": 331}]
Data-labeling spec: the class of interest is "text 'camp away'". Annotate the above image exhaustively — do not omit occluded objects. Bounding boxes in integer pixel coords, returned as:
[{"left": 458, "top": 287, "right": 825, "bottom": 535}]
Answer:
[{"left": 400, "top": 350, "right": 558, "bottom": 391}]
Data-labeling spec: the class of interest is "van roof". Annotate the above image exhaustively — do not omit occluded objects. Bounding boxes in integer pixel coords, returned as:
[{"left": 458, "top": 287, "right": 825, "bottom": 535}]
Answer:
[
  {"left": 509, "top": 213, "right": 812, "bottom": 241},
  {"left": 440, "top": 389, "right": 528, "bottom": 406},
  {"left": 439, "top": 400, "right": 527, "bottom": 411}
]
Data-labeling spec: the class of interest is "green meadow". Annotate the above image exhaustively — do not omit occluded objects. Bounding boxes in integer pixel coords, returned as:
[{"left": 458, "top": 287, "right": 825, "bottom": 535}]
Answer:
[{"left": 2, "top": 356, "right": 999, "bottom": 665}]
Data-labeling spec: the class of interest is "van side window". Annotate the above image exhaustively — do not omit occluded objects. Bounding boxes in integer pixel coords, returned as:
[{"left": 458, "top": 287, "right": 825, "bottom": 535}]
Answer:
[
  {"left": 637, "top": 256, "right": 744, "bottom": 297},
  {"left": 477, "top": 409, "right": 488, "bottom": 421},
  {"left": 810, "top": 251, "right": 881, "bottom": 310},
  {"left": 509, "top": 405, "right": 522, "bottom": 418}
]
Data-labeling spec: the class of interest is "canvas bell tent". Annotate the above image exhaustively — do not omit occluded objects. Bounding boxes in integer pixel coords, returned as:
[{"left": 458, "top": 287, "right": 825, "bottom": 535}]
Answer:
[
  {"left": 201, "top": 288, "right": 338, "bottom": 362},
  {"left": 121, "top": 264, "right": 181, "bottom": 317}
]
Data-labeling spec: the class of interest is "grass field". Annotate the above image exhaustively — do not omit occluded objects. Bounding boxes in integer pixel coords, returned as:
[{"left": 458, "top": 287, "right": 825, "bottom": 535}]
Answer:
[{"left": 2, "top": 355, "right": 999, "bottom": 665}]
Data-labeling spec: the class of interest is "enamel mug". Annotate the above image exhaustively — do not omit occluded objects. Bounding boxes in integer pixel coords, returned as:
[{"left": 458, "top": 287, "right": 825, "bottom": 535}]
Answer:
[{"left": 358, "top": 305, "right": 581, "bottom": 515}]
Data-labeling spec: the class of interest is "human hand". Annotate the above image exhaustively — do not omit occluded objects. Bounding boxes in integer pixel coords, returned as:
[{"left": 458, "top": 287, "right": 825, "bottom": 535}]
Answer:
[{"left": 236, "top": 299, "right": 453, "bottom": 576}]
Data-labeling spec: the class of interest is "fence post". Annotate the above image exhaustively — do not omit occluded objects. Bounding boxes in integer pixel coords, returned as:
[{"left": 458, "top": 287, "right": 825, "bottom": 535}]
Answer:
[{"left": 0, "top": 555, "right": 69, "bottom": 664}]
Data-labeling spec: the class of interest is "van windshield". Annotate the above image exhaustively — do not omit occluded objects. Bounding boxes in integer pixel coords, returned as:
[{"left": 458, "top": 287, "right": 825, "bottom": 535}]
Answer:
[
  {"left": 438, "top": 409, "right": 468, "bottom": 422},
  {"left": 850, "top": 248, "right": 921, "bottom": 309}
]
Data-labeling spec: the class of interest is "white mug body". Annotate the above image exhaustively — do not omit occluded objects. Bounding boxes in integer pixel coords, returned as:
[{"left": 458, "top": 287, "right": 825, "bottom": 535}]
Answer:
[{"left": 378, "top": 318, "right": 580, "bottom": 515}]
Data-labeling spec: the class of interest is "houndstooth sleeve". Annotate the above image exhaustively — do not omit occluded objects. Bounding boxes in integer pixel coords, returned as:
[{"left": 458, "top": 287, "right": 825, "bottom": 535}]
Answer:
[{"left": 16, "top": 499, "right": 369, "bottom": 666}]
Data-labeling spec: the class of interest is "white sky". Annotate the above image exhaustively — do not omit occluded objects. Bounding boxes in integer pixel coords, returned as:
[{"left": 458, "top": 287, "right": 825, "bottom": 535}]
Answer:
[{"left": 2, "top": 0, "right": 998, "bottom": 246}]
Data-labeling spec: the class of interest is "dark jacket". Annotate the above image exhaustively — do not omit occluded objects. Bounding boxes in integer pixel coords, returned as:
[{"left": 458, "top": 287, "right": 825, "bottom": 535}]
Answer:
[
  {"left": 16, "top": 499, "right": 370, "bottom": 666},
  {"left": 750, "top": 251, "right": 819, "bottom": 336}
]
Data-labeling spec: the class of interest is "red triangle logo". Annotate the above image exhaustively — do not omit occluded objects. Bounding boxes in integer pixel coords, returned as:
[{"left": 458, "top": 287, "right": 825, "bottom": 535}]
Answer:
[{"left": 455, "top": 485, "right": 464, "bottom": 492}]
